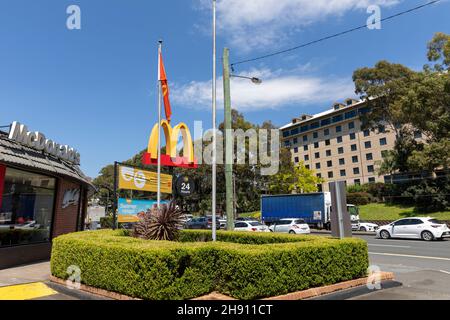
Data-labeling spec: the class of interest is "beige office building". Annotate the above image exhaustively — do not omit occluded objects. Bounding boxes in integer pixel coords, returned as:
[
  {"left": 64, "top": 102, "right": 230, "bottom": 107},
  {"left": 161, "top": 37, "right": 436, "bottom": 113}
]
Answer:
[{"left": 280, "top": 99, "right": 398, "bottom": 191}]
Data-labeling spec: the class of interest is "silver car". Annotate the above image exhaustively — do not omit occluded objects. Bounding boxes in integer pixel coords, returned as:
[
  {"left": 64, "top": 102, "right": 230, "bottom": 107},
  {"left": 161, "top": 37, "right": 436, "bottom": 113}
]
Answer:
[
  {"left": 376, "top": 217, "right": 450, "bottom": 241},
  {"left": 269, "top": 218, "right": 311, "bottom": 235}
]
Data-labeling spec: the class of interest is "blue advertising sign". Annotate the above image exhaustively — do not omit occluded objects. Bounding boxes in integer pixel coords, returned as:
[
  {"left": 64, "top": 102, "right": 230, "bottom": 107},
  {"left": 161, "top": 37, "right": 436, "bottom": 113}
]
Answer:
[{"left": 117, "top": 198, "right": 167, "bottom": 222}]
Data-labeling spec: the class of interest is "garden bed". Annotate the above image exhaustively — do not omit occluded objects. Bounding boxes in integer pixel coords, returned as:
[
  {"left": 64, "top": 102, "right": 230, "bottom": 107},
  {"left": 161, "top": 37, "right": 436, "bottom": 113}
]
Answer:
[{"left": 50, "top": 230, "right": 369, "bottom": 300}]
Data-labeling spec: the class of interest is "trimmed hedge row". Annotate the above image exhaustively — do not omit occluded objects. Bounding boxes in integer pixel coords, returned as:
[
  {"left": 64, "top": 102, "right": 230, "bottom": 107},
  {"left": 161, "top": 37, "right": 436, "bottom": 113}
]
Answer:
[{"left": 51, "top": 230, "right": 369, "bottom": 300}]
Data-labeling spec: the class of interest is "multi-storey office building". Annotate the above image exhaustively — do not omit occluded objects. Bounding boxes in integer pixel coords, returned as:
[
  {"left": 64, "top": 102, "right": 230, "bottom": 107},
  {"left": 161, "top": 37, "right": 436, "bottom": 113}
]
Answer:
[{"left": 280, "top": 98, "right": 398, "bottom": 191}]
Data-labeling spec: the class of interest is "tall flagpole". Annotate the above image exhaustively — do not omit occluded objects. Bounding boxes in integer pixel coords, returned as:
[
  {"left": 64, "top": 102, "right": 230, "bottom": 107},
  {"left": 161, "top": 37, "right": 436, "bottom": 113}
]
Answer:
[
  {"left": 211, "top": 0, "right": 217, "bottom": 241},
  {"left": 157, "top": 40, "right": 162, "bottom": 209}
]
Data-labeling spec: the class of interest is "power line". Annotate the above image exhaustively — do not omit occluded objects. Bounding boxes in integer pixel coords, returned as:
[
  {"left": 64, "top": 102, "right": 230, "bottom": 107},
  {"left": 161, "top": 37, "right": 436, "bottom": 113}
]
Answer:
[{"left": 230, "top": 0, "right": 441, "bottom": 69}]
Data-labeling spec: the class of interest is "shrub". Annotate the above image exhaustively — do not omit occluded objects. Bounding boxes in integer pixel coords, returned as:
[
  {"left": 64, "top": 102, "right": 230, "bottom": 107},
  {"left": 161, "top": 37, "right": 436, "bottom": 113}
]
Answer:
[
  {"left": 133, "top": 201, "right": 184, "bottom": 241},
  {"left": 51, "top": 230, "right": 369, "bottom": 300},
  {"left": 346, "top": 192, "right": 373, "bottom": 206}
]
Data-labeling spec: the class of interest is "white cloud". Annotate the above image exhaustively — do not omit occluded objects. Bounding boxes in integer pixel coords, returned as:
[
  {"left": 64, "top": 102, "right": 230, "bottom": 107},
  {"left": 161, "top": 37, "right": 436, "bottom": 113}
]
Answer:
[
  {"left": 196, "top": 0, "right": 401, "bottom": 51},
  {"left": 172, "top": 68, "right": 355, "bottom": 111}
]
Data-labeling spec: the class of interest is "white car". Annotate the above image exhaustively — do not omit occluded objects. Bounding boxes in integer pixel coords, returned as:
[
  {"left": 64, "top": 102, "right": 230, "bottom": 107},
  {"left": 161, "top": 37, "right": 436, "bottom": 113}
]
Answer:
[
  {"left": 234, "top": 221, "right": 270, "bottom": 232},
  {"left": 376, "top": 217, "right": 450, "bottom": 241},
  {"left": 269, "top": 218, "right": 311, "bottom": 235},
  {"left": 358, "top": 221, "right": 379, "bottom": 232}
]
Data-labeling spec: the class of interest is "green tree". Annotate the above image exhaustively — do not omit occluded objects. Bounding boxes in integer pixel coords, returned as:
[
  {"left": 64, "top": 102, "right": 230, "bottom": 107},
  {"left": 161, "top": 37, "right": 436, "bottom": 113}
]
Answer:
[
  {"left": 269, "top": 161, "right": 324, "bottom": 194},
  {"left": 353, "top": 33, "right": 450, "bottom": 175}
]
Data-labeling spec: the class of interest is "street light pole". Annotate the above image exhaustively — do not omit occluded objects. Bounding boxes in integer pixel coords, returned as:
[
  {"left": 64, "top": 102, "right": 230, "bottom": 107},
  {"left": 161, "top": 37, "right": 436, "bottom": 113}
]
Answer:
[
  {"left": 223, "top": 47, "right": 234, "bottom": 231},
  {"left": 211, "top": 0, "right": 217, "bottom": 241}
]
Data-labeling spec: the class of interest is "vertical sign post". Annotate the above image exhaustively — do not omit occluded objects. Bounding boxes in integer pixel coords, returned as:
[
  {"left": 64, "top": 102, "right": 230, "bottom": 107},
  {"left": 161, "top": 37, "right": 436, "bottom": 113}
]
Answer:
[
  {"left": 329, "top": 181, "right": 352, "bottom": 239},
  {"left": 157, "top": 40, "right": 163, "bottom": 209},
  {"left": 112, "top": 161, "right": 118, "bottom": 230}
]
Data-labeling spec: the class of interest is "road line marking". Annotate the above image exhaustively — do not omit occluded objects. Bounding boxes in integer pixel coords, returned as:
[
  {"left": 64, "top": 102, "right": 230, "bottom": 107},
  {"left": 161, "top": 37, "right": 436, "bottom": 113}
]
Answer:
[
  {"left": 0, "top": 282, "right": 57, "bottom": 300},
  {"left": 369, "top": 252, "right": 450, "bottom": 261},
  {"left": 439, "top": 270, "right": 450, "bottom": 275},
  {"left": 368, "top": 244, "right": 411, "bottom": 248}
]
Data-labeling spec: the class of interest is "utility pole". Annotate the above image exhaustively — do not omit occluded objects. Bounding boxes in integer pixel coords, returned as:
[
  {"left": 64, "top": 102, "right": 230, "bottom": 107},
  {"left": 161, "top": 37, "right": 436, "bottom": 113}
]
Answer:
[{"left": 223, "top": 47, "right": 234, "bottom": 231}]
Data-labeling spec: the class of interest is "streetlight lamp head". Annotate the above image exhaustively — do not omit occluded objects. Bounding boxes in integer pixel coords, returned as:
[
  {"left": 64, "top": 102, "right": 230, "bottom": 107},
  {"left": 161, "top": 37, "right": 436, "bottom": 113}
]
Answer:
[{"left": 251, "top": 77, "right": 262, "bottom": 85}]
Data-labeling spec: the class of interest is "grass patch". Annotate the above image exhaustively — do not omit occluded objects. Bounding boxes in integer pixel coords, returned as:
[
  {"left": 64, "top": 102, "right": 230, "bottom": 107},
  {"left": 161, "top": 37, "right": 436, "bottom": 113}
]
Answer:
[
  {"left": 239, "top": 211, "right": 261, "bottom": 220},
  {"left": 359, "top": 203, "right": 450, "bottom": 220}
]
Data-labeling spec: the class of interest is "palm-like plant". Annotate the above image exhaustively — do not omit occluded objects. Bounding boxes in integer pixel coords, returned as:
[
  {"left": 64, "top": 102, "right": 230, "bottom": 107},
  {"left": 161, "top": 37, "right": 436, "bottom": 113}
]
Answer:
[{"left": 132, "top": 201, "right": 184, "bottom": 241}]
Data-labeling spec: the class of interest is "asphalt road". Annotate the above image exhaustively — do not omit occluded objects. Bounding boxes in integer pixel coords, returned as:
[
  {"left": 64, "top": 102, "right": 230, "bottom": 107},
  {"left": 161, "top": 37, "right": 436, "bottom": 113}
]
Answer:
[{"left": 351, "top": 234, "right": 450, "bottom": 299}]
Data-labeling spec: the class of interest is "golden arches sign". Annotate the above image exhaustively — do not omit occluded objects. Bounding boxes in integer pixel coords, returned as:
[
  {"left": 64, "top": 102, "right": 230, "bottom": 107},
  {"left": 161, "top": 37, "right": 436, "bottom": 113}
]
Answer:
[{"left": 143, "top": 120, "right": 197, "bottom": 168}]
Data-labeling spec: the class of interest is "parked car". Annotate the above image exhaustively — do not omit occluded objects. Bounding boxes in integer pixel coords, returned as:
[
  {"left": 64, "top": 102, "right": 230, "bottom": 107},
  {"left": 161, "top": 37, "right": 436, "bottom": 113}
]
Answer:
[
  {"left": 376, "top": 217, "right": 450, "bottom": 241},
  {"left": 269, "top": 218, "right": 311, "bottom": 235},
  {"left": 234, "top": 221, "right": 270, "bottom": 232},
  {"left": 236, "top": 217, "right": 256, "bottom": 221},
  {"left": 358, "top": 221, "right": 379, "bottom": 232},
  {"left": 218, "top": 219, "right": 227, "bottom": 229},
  {"left": 185, "top": 217, "right": 220, "bottom": 230}
]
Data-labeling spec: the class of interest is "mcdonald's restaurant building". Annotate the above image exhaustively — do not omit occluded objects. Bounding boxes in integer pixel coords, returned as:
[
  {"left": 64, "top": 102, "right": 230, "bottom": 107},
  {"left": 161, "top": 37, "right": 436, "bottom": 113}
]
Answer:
[{"left": 0, "top": 122, "right": 94, "bottom": 269}]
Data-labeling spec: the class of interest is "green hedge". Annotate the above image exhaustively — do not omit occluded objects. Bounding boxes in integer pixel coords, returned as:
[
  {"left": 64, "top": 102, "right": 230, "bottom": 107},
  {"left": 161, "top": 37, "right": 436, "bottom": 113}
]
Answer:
[
  {"left": 347, "top": 192, "right": 374, "bottom": 206},
  {"left": 51, "top": 230, "right": 369, "bottom": 300}
]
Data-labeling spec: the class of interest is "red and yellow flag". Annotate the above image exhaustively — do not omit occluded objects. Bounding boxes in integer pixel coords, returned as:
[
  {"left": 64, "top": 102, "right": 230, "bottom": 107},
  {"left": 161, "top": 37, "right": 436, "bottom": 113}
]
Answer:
[{"left": 158, "top": 51, "right": 172, "bottom": 123}]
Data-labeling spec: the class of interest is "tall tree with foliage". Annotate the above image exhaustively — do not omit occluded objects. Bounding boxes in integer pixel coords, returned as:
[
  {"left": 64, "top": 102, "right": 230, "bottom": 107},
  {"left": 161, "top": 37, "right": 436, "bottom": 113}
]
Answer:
[{"left": 353, "top": 33, "right": 450, "bottom": 175}]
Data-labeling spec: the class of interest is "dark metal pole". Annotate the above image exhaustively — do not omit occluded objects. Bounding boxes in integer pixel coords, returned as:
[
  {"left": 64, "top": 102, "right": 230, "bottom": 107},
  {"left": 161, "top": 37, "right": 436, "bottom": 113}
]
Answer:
[{"left": 112, "top": 161, "right": 118, "bottom": 230}]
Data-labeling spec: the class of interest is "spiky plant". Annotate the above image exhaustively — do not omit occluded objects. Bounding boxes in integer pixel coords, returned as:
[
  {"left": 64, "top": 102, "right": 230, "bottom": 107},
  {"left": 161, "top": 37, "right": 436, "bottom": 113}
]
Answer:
[{"left": 132, "top": 201, "right": 184, "bottom": 241}]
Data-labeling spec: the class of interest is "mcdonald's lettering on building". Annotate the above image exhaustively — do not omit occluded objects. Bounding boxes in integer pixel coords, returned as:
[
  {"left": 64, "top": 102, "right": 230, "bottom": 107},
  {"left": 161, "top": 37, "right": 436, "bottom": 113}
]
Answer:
[{"left": 142, "top": 120, "right": 198, "bottom": 169}]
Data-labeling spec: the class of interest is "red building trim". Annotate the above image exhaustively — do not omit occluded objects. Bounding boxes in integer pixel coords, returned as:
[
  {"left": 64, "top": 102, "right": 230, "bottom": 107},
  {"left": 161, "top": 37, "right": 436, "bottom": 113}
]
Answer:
[{"left": 0, "top": 164, "right": 6, "bottom": 209}]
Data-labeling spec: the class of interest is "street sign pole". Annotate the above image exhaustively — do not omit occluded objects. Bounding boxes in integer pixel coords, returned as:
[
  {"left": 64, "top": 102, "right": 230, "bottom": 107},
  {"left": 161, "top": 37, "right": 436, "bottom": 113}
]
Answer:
[
  {"left": 157, "top": 40, "right": 163, "bottom": 209},
  {"left": 112, "top": 161, "right": 118, "bottom": 230}
]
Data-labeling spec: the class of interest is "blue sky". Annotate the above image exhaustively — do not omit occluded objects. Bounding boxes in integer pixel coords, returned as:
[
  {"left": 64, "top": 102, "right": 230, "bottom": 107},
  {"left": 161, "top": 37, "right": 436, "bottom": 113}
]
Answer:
[{"left": 0, "top": 0, "right": 449, "bottom": 178}]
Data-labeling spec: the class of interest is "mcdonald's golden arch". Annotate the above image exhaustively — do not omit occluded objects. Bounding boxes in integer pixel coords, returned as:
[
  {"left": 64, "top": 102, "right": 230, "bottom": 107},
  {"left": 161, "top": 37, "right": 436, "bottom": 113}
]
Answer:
[{"left": 142, "top": 120, "right": 198, "bottom": 168}]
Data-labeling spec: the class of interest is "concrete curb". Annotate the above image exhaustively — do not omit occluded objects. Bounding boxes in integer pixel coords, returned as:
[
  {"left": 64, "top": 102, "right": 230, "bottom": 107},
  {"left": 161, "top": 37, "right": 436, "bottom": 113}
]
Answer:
[
  {"left": 310, "top": 230, "right": 376, "bottom": 236},
  {"left": 51, "top": 272, "right": 394, "bottom": 301},
  {"left": 262, "top": 272, "right": 394, "bottom": 300},
  {"left": 49, "top": 276, "right": 141, "bottom": 300}
]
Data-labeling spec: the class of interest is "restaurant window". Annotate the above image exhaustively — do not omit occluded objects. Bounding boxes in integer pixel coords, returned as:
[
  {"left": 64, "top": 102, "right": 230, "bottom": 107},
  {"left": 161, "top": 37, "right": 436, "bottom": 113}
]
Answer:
[{"left": 0, "top": 167, "right": 56, "bottom": 247}]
